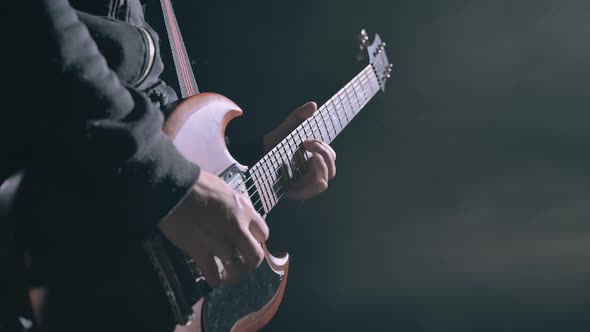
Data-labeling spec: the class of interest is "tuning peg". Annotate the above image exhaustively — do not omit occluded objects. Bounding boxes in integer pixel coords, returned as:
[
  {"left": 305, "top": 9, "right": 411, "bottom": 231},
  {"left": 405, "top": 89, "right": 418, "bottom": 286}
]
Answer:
[
  {"left": 361, "top": 29, "right": 369, "bottom": 40},
  {"left": 357, "top": 28, "right": 370, "bottom": 50}
]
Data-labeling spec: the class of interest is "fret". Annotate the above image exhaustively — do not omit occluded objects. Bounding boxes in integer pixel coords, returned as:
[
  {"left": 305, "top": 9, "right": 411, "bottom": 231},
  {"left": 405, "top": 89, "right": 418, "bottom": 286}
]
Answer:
[
  {"left": 268, "top": 152, "right": 282, "bottom": 198},
  {"left": 360, "top": 69, "right": 371, "bottom": 98},
  {"left": 334, "top": 91, "right": 348, "bottom": 129},
  {"left": 347, "top": 81, "right": 360, "bottom": 117},
  {"left": 355, "top": 70, "right": 367, "bottom": 106},
  {"left": 312, "top": 115, "right": 326, "bottom": 142},
  {"left": 353, "top": 71, "right": 365, "bottom": 109},
  {"left": 358, "top": 67, "right": 372, "bottom": 102},
  {"left": 263, "top": 157, "right": 279, "bottom": 206},
  {"left": 250, "top": 166, "right": 271, "bottom": 213},
  {"left": 270, "top": 149, "right": 281, "bottom": 170},
  {"left": 345, "top": 81, "right": 356, "bottom": 118},
  {"left": 303, "top": 119, "right": 319, "bottom": 142},
  {"left": 339, "top": 87, "right": 350, "bottom": 124},
  {"left": 326, "top": 100, "right": 341, "bottom": 139},
  {"left": 295, "top": 148, "right": 308, "bottom": 179},
  {"left": 324, "top": 100, "right": 339, "bottom": 137},
  {"left": 279, "top": 141, "right": 290, "bottom": 163},
  {"left": 317, "top": 107, "right": 334, "bottom": 142},
  {"left": 342, "top": 82, "right": 354, "bottom": 123},
  {"left": 295, "top": 126, "right": 305, "bottom": 151},
  {"left": 278, "top": 140, "right": 295, "bottom": 181},
  {"left": 269, "top": 145, "right": 287, "bottom": 195},
  {"left": 262, "top": 156, "right": 278, "bottom": 204},
  {"left": 287, "top": 132, "right": 303, "bottom": 178},
  {"left": 256, "top": 162, "right": 275, "bottom": 212},
  {"left": 326, "top": 105, "right": 338, "bottom": 140},
  {"left": 279, "top": 142, "right": 294, "bottom": 193}
]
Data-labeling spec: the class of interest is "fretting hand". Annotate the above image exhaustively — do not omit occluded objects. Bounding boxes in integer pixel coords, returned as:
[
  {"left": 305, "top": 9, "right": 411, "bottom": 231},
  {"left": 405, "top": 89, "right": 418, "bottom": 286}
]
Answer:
[{"left": 263, "top": 102, "right": 337, "bottom": 200}]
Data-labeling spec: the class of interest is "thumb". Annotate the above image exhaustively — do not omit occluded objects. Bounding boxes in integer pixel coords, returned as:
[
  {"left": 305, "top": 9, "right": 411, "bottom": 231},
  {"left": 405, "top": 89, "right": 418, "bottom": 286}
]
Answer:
[
  {"left": 289, "top": 102, "right": 317, "bottom": 125},
  {"left": 264, "top": 101, "right": 318, "bottom": 151}
]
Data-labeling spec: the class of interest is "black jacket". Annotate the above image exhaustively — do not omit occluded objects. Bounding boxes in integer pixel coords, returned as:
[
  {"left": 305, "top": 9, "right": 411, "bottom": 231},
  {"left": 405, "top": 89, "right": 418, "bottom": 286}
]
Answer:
[
  {"left": 5, "top": 0, "right": 200, "bottom": 280},
  {"left": 7, "top": 0, "right": 263, "bottom": 276}
]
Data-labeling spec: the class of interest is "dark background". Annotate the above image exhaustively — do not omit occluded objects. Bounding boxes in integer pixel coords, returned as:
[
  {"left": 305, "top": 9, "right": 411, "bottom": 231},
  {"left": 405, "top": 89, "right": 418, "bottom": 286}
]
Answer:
[{"left": 158, "top": 0, "right": 590, "bottom": 331}]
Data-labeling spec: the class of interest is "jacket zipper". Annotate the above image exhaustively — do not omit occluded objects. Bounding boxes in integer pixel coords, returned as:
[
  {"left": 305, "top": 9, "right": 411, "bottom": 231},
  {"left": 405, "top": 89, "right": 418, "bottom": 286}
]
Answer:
[
  {"left": 136, "top": 27, "right": 156, "bottom": 86},
  {"left": 113, "top": 0, "right": 126, "bottom": 19}
]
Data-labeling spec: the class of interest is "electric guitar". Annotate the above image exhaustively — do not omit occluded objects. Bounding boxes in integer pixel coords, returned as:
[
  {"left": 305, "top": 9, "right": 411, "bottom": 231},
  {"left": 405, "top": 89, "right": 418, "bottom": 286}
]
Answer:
[{"left": 146, "top": 29, "right": 393, "bottom": 331}]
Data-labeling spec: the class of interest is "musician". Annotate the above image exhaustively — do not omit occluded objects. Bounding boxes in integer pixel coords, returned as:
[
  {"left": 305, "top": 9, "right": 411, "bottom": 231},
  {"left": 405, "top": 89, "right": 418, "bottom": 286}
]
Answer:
[{"left": 5, "top": 0, "right": 336, "bottom": 331}]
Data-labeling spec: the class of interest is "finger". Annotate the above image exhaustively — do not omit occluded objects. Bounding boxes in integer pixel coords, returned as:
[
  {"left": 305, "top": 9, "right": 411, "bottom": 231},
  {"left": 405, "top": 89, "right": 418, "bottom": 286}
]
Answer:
[
  {"left": 308, "top": 154, "right": 329, "bottom": 192},
  {"left": 318, "top": 141, "right": 336, "bottom": 178},
  {"left": 196, "top": 255, "right": 221, "bottom": 288},
  {"left": 287, "top": 102, "right": 317, "bottom": 129},
  {"left": 250, "top": 214, "right": 269, "bottom": 243},
  {"left": 236, "top": 194, "right": 269, "bottom": 242},
  {"left": 216, "top": 246, "right": 245, "bottom": 283},
  {"left": 234, "top": 228, "right": 265, "bottom": 271},
  {"left": 289, "top": 153, "right": 328, "bottom": 199},
  {"left": 304, "top": 140, "right": 335, "bottom": 179},
  {"left": 319, "top": 140, "right": 336, "bottom": 162},
  {"left": 294, "top": 101, "right": 317, "bottom": 121}
]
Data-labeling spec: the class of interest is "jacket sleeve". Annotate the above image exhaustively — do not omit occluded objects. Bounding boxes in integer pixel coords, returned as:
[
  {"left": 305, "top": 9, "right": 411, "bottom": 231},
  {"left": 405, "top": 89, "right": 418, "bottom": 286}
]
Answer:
[{"left": 26, "top": 0, "right": 200, "bottom": 237}]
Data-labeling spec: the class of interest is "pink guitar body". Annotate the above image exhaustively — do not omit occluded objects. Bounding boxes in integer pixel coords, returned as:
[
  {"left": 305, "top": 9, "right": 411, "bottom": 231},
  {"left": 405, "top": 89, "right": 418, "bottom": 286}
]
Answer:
[{"left": 162, "top": 92, "right": 290, "bottom": 332}]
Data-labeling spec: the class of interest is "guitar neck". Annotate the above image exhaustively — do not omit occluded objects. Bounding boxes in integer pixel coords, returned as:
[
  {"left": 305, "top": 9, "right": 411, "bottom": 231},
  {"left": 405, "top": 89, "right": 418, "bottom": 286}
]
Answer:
[{"left": 249, "top": 64, "right": 382, "bottom": 215}]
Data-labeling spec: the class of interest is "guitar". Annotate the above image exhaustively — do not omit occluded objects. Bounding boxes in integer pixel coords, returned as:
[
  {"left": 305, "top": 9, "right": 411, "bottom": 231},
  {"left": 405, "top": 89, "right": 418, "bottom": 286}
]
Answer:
[{"left": 145, "top": 29, "right": 393, "bottom": 331}]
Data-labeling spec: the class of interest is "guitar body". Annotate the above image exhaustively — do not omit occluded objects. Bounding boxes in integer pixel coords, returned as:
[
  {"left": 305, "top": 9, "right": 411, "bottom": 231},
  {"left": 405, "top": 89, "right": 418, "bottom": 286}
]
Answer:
[{"left": 147, "top": 92, "right": 290, "bottom": 332}]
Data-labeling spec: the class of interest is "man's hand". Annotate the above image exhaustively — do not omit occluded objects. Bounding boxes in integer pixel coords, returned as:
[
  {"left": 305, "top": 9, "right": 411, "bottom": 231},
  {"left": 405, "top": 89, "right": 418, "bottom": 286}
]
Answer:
[
  {"left": 159, "top": 170, "right": 269, "bottom": 288},
  {"left": 263, "top": 102, "right": 337, "bottom": 200}
]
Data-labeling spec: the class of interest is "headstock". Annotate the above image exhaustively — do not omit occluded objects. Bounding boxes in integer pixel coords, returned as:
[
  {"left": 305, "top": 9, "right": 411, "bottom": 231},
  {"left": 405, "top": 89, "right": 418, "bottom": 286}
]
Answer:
[{"left": 357, "top": 29, "right": 393, "bottom": 92}]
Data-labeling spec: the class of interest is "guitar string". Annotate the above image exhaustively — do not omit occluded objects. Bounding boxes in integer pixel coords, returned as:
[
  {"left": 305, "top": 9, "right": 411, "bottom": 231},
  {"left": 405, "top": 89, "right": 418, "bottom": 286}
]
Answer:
[
  {"left": 240, "top": 66, "right": 382, "bottom": 213},
  {"left": 244, "top": 66, "right": 379, "bottom": 212}
]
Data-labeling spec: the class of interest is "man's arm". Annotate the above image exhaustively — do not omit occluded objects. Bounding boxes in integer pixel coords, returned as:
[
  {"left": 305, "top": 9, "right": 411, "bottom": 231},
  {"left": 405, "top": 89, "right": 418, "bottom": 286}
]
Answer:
[
  {"left": 23, "top": 0, "right": 200, "bottom": 237},
  {"left": 10, "top": 1, "right": 269, "bottom": 286}
]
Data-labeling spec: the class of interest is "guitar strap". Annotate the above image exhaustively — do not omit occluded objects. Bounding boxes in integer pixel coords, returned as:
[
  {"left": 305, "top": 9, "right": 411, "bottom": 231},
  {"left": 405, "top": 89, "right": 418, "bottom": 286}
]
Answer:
[
  {"left": 159, "top": 0, "right": 200, "bottom": 98},
  {"left": 142, "top": 3, "right": 208, "bottom": 327}
]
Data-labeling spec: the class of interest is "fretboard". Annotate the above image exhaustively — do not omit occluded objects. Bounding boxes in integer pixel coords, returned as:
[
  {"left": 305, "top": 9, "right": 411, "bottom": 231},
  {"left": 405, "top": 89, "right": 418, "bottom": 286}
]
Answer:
[{"left": 248, "top": 64, "right": 381, "bottom": 215}]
